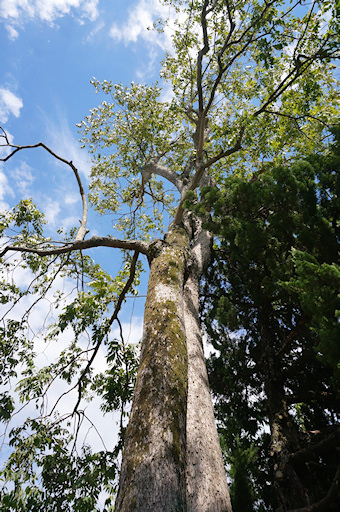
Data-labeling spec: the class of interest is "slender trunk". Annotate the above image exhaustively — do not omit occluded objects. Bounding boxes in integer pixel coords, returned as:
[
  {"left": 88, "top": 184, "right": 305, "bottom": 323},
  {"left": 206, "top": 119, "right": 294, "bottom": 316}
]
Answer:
[
  {"left": 115, "top": 222, "right": 231, "bottom": 511},
  {"left": 261, "top": 321, "right": 308, "bottom": 511},
  {"left": 185, "top": 226, "right": 232, "bottom": 512}
]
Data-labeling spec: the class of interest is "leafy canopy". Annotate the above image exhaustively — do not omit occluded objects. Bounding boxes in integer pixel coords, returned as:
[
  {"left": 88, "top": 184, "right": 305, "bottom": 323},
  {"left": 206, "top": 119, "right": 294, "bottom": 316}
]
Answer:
[{"left": 1, "top": 0, "right": 340, "bottom": 509}]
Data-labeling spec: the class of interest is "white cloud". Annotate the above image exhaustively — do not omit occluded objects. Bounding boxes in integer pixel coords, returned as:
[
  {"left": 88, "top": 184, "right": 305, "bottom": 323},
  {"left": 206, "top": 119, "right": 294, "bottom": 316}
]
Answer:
[
  {"left": 0, "top": 0, "right": 99, "bottom": 23},
  {"left": 44, "top": 114, "right": 91, "bottom": 181},
  {"left": 0, "top": 166, "right": 13, "bottom": 212},
  {"left": 42, "top": 198, "right": 61, "bottom": 225},
  {"left": 11, "top": 161, "right": 35, "bottom": 196},
  {"left": 84, "top": 19, "right": 105, "bottom": 42},
  {"left": 0, "top": 262, "right": 143, "bottom": 458},
  {"left": 109, "top": 0, "right": 173, "bottom": 50},
  {"left": 160, "top": 81, "right": 175, "bottom": 103},
  {"left": 64, "top": 192, "right": 79, "bottom": 205},
  {"left": 81, "top": 0, "right": 98, "bottom": 22},
  {"left": 60, "top": 213, "right": 80, "bottom": 230},
  {"left": 5, "top": 23, "right": 18, "bottom": 39},
  {"left": 0, "top": 88, "right": 23, "bottom": 123},
  {"left": 0, "top": 130, "right": 15, "bottom": 211}
]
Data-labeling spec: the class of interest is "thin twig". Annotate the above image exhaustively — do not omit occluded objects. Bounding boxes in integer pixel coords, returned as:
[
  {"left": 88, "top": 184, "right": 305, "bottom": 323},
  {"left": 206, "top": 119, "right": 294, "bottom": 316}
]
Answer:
[
  {"left": 72, "top": 251, "right": 140, "bottom": 415},
  {"left": 0, "top": 127, "right": 88, "bottom": 242}
]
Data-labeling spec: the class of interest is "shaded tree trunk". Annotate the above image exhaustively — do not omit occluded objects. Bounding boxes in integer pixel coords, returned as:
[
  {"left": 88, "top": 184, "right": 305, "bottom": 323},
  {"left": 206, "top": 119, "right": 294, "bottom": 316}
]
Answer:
[
  {"left": 261, "top": 320, "right": 308, "bottom": 511},
  {"left": 185, "top": 225, "right": 232, "bottom": 512},
  {"left": 115, "top": 221, "right": 231, "bottom": 512}
]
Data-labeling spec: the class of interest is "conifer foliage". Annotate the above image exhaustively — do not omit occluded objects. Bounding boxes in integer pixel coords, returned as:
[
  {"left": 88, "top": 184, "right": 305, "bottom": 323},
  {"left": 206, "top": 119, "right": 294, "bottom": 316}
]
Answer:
[{"left": 200, "top": 129, "right": 340, "bottom": 511}]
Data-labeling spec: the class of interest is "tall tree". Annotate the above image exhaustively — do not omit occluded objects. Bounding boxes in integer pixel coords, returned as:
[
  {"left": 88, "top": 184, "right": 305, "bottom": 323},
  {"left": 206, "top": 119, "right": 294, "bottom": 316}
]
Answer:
[
  {"left": 0, "top": 1, "right": 339, "bottom": 510},
  {"left": 201, "top": 128, "right": 340, "bottom": 510}
]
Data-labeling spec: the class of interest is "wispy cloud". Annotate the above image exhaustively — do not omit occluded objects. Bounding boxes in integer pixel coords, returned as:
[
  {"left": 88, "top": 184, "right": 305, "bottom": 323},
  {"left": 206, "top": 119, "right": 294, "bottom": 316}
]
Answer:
[
  {"left": 0, "top": 88, "right": 23, "bottom": 123},
  {"left": 41, "top": 198, "right": 61, "bottom": 226},
  {"left": 108, "top": 0, "right": 190, "bottom": 84},
  {"left": 11, "top": 161, "right": 35, "bottom": 196},
  {"left": 84, "top": 19, "right": 105, "bottom": 42},
  {"left": 43, "top": 112, "right": 91, "bottom": 181},
  {"left": 4, "top": 23, "right": 18, "bottom": 40},
  {"left": 0, "top": 166, "right": 14, "bottom": 212}
]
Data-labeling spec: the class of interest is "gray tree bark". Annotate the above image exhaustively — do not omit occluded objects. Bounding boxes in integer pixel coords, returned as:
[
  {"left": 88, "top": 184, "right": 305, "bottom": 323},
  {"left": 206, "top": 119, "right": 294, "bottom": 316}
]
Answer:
[
  {"left": 185, "top": 224, "right": 232, "bottom": 512},
  {"left": 115, "top": 221, "right": 232, "bottom": 512}
]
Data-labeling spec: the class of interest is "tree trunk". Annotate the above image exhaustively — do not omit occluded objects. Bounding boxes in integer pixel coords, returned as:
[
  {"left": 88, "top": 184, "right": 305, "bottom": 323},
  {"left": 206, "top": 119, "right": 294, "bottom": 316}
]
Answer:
[
  {"left": 185, "top": 226, "right": 232, "bottom": 512},
  {"left": 261, "top": 321, "right": 308, "bottom": 511},
  {"left": 115, "top": 222, "right": 231, "bottom": 511}
]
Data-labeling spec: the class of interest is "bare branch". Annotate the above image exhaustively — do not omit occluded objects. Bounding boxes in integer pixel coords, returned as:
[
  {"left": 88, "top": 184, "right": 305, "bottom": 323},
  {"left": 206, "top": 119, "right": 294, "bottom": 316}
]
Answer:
[
  {"left": 142, "top": 161, "right": 184, "bottom": 192},
  {"left": 0, "top": 127, "right": 88, "bottom": 242},
  {"left": 0, "top": 235, "right": 149, "bottom": 258},
  {"left": 0, "top": 253, "right": 61, "bottom": 322}
]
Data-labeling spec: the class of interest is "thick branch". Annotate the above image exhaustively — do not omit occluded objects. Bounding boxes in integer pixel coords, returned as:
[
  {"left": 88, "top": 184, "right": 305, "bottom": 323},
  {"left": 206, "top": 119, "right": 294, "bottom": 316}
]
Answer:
[
  {"left": 197, "top": 1, "right": 210, "bottom": 113},
  {"left": 193, "top": 1, "right": 211, "bottom": 163},
  {"left": 289, "top": 428, "right": 340, "bottom": 464},
  {"left": 0, "top": 127, "right": 88, "bottom": 242},
  {"left": 202, "top": 125, "right": 245, "bottom": 170},
  {"left": 142, "top": 161, "right": 183, "bottom": 192},
  {"left": 286, "top": 390, "right": 336, "bottom": 407},
  {"left": 0, "top": 235, "right": 149, "bottom": 258},
  {"left": 286, "top": 464, "right": 340, "bottom": 512},
  {"left": 173, "top": 126, "right": 245, "bottom": 226}
]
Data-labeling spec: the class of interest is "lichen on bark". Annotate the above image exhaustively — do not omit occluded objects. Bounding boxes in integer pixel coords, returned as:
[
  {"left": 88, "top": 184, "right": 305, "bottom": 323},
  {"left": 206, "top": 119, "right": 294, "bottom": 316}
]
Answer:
[{"left": 115, "top": 224, "right": 190, "bottom": 512}]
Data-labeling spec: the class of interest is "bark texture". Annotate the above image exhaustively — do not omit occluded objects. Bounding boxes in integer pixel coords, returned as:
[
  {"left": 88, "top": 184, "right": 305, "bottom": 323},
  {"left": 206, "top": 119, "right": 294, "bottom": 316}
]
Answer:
[
  {"left": 115, "top": 221, "right": 231, "bottom": 511},
  {"left": 115, "top": 225, "right": 189, "bottom": 512},
  {"left": 185, "top": 224, "right": 232, "bottom": 512}
]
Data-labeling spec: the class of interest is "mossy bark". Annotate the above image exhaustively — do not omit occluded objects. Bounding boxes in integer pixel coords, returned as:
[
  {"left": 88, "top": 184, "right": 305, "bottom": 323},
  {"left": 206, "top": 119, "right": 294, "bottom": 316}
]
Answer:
[
  {"left": 115, "top": 221, "right": 231, "bottom": 511},
  {"left": 115, "top": 225, "right": 189, "bottom": 512}
]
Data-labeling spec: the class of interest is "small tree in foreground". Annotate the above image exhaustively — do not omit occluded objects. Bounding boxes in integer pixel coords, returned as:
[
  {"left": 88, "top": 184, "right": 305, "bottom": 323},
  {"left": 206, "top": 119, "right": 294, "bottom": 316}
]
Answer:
[{"left": 0, "top": 1, "right": 340, "bottom": 510}]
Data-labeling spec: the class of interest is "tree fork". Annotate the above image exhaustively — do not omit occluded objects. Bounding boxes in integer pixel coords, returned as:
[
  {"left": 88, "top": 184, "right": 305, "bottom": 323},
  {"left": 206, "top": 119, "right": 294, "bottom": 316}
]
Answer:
[{"left": 115, "top": 221, "right": 231, "bottom": 511}]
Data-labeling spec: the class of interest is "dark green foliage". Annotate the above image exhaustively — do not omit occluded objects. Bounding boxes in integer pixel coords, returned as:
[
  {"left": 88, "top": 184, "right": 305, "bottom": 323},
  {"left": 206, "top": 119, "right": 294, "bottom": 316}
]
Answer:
[
  {"left": 202, "top": 129, "right": 340, "bottom": 511},
  {"left": 225, "top": 437, "right": 258, "bottom": 512}
]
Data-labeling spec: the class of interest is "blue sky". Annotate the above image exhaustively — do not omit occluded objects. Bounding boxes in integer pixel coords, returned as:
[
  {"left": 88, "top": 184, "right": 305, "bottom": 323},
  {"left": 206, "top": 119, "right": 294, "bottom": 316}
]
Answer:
[
  {"left": 0, "top": 0, "right": 177, "bottom": 478},
  {"left": 0, "top": 0, "right": 175, "bottom": 291}
]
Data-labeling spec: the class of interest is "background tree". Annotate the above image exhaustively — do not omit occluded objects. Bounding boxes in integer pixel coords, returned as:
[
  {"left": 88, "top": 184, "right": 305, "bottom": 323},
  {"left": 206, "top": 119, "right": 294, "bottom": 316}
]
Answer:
[
  {"left": 199, "top": 128, "right": 340, "bottom": 511},
  {"left": 0, "top": 0, "right": 339, "bottom": 510}
]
